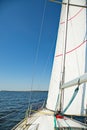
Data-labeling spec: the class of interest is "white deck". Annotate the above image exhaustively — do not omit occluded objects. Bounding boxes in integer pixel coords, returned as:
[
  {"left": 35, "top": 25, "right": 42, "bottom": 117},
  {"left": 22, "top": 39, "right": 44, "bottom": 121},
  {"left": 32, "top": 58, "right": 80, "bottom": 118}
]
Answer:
[{"left": 12, "top": 109, "right": 87, "bottom": 130}]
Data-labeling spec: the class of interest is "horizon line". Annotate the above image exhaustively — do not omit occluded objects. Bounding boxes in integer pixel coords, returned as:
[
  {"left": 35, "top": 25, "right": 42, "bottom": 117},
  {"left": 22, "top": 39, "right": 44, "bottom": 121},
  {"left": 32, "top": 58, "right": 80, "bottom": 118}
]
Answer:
[{"left": 0, "top": 90, "right": 48, "bottom": 92}]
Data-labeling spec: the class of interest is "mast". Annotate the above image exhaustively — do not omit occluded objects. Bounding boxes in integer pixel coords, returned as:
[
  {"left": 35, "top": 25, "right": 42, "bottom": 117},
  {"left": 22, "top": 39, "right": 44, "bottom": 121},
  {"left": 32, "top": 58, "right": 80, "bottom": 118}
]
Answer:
[{"left": 59, "top": 0, "right": 69, "bottom": 112}]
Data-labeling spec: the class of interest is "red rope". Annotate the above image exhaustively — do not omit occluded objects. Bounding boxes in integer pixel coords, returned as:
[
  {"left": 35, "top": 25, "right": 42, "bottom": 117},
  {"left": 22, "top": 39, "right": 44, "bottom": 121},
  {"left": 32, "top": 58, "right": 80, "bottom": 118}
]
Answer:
[
  {"left": 56, "top": 40, "right": 87, "bottom": 57},
  {"left": 56, "top": 114, "right": 67, "bottom": 120},
  {"left": 60, "top": 8, "right": 84, "bottom": 24}
]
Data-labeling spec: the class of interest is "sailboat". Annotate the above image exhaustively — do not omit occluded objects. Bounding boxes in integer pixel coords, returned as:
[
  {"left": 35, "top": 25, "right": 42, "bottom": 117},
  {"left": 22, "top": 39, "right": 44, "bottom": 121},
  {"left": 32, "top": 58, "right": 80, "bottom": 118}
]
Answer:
[{"left": 12, "top": 0, "right": 87, "bottom": 129}]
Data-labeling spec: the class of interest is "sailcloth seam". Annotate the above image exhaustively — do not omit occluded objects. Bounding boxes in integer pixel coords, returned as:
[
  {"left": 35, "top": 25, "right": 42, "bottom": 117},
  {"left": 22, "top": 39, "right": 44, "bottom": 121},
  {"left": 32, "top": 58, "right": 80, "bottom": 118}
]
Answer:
[
  {"left": 55, "top": 40, "right": 87, "bottom": 57},
  {"left": 60, "top": 8, "right": 83, "bottom": 24}
]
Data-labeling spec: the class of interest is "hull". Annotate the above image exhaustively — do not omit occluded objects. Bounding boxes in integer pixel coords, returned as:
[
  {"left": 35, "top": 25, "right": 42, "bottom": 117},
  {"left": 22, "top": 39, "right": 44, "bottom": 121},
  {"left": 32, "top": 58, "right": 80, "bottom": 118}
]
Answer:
[{"left": 12, "top": 109, "right": 87, "bottom": 130}]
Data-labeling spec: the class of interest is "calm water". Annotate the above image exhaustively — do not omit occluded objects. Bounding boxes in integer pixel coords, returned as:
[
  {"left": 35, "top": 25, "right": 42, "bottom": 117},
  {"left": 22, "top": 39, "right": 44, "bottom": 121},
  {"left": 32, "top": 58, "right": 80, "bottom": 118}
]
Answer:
[{"left": 0, "top": 91, "right": 48, "bottom": 130}]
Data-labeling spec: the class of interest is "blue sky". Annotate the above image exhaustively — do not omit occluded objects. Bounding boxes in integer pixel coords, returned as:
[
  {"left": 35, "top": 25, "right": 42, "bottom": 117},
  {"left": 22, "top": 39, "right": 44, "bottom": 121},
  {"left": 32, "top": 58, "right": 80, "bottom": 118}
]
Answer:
[{"left": 0, "top": 0, "right": 61, "bottom": 91}]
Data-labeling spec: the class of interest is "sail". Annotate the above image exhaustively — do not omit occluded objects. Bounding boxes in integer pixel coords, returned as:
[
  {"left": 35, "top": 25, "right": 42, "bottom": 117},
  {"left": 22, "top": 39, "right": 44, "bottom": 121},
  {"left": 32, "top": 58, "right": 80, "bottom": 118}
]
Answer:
[{"left": 46, "top": 0, "right": 87, "bottom": 116}]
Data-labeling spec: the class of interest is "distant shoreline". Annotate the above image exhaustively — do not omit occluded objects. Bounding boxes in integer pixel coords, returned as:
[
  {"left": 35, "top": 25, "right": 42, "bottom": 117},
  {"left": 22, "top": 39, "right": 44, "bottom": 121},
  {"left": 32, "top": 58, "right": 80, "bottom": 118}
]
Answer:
[{"left": 0, "top": 90, "right": 48, "bottom": 92}]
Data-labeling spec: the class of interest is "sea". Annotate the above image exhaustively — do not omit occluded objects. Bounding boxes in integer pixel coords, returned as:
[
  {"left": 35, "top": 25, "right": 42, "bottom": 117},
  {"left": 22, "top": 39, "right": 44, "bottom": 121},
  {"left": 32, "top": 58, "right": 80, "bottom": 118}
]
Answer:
[{"left": 0, "top": 91, "right": 48, "bottom": 130}]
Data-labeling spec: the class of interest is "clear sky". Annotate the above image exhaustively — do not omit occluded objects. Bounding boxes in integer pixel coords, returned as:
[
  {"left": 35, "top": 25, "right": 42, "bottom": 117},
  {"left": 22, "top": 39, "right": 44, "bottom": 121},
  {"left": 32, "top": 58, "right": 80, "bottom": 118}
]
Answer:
[{"left": 0, "top": 0, "right": 61, "bottom": 91}]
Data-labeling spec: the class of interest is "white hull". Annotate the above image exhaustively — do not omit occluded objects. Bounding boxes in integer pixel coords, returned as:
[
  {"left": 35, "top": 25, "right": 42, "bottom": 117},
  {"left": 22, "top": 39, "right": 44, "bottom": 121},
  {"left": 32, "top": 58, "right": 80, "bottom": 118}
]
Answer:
[{"left": 12, "top": 109, "right": 87, "bottom": 130}]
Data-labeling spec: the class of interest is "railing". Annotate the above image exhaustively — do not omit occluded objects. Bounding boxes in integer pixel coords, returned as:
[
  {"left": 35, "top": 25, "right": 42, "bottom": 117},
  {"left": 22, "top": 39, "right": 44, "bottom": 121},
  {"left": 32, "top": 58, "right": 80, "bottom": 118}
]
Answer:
[{"left": 25, "top": 100, "right": 46, "bottom": 117}]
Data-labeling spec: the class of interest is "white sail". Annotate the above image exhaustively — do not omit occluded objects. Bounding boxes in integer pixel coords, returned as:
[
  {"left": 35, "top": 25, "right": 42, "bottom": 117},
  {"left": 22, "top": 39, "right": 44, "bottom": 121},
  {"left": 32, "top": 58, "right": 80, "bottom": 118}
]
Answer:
[{"left": 46, "top": 0, "right": 87, "bottom": 116}]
